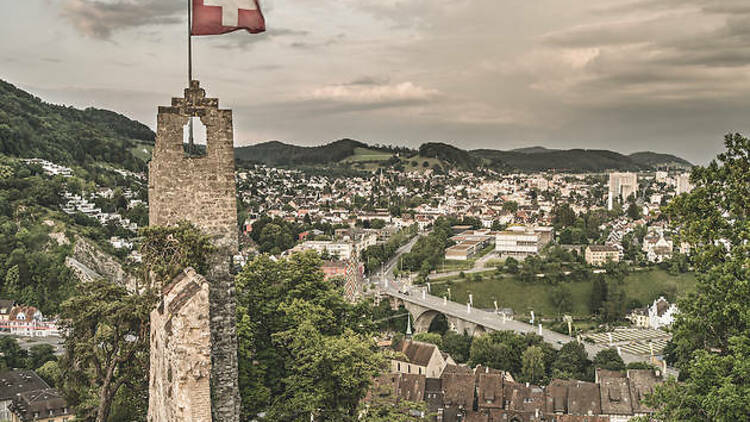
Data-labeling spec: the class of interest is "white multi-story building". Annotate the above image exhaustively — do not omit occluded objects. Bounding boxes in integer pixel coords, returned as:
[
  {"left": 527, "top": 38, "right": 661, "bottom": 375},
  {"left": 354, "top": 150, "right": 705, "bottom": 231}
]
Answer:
[
  {"left": 609, "top": 173, "right": 638, "bottom": 209},
  {"left": 495, "top": 226, "right": 553, "bottom": 258},
  {"left": 291, "top": 241, "right": 353, "bottom": 260},
  {"left": 676, "top": 173, "right": 694, "bottom": 195}
]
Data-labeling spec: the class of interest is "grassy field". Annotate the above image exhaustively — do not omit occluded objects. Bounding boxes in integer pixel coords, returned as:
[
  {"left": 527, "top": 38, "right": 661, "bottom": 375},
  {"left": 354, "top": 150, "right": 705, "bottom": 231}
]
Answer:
[
  {"left": 130, "top": 143, "right": 153, "bottom": 162},
  {"left": 341, "top": 147, "right": 394, "bottom": 163},
  {"left": 430, "top": 269, "right": 697, "bottom": 319},
  {"left": 403, "top": 156, "right": 445, "bottom": 173}
]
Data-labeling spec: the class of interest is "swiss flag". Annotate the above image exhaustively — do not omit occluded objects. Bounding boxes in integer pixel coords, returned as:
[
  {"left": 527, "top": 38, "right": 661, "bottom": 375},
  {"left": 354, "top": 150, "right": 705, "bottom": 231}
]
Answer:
[{"left": 192, "top": 0, "right": 265, "bottom": 36}]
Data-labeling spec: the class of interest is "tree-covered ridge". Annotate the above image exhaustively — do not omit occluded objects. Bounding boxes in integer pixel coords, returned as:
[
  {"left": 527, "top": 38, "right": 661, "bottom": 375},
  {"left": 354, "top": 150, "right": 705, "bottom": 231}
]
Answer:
[
  {"left": 628, "top": 151, "right": 693, "bottom": 169},
  {"left": 234, "top": 138, "right": 692, "bottom": 173},
  {"left": 0, "top": 80, "right": 154, "bottom": 171},
  {"left": 0, "top": 154, "right": 147, "bottom": 315},
  {"left": 235, "top": 139, "right": 370, "bottom": 166},
  {"left": 418, "top": 142, "right": 479, "bottom": 169}
]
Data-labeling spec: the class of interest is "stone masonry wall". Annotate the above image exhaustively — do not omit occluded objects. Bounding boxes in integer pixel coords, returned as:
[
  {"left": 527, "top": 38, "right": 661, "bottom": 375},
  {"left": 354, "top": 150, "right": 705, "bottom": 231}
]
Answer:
[
  {"left": 149, "top": 268, "right": 212, "bottom": 422},
  {"left": 148, "top": 81, "right": 240, "bottom": 421}
]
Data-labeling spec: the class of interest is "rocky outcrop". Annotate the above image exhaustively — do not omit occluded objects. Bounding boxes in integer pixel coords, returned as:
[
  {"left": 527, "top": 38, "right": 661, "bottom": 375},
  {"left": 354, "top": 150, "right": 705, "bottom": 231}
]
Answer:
[{"left": 66, "top": 236, "right": 138, "bottom": 291}]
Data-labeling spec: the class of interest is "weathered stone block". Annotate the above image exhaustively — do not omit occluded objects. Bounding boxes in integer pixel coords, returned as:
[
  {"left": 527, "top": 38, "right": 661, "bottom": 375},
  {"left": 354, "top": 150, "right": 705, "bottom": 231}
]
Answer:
[{"left": 149, "top": 268, "right": 212, "bottom": 422}]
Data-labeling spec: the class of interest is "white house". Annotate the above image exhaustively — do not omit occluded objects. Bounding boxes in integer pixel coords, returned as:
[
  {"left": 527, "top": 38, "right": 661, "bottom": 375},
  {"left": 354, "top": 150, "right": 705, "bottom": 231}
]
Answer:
[{"left": 649, "top": 297, "right": 678, "bottom": 329}]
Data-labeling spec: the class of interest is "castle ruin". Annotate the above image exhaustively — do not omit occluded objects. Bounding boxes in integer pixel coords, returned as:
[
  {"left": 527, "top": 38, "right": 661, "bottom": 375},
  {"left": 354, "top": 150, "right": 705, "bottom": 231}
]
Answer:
[{"left": 148, "top": 81, "right": 240, "bottom": 422}]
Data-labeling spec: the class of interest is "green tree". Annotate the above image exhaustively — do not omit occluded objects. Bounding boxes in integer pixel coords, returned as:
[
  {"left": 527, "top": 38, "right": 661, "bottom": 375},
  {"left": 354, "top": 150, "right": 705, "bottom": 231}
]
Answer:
[
  {"left": 521, "top": 346, "right": 545, "bottom": 384},
  {"left": 593, "top": 348, "right": 625, "bottom": 371},
  {"left": 27, "top": 344, "right": 56, "bottom": 370},
  {"left": 37, "top": 360, "right": 62, "bottom": 387},
  {"left": 589, "top": 276, "right": 607, "bottom": 315},
  {"left": 3, "top": 264, "right": 19, "bottom": 297},
  {"left": 442, "top": 331, "right": 472, "bottom": 363},
  {"left": 139, "top": 221, "right": 214, "bottom": 288},
  {"left": 413, "top": 332, "right": 443, "bottom": 349},
  {"left": 626, "top": 197, "right": 642, "bottom": 220},
  {"left": 0, "top": 336, "right": 28, "bottom": 370},
  {"left": 236, "top": 252, "right": 384, "bottom": 420},
  {"left": 270, "top": 318, "right": 383, "bottom": 421},
  {"left": 505, "top": 257, "right": 519, "bottom": 274},
  {"left": 553, "top": 203, "right": 577, "bottom": 228},
  {"left": 549, "top": 285, "right": 573, "bottom": 314},
  {"left": 469, "top": 331, "right": 526, "bottom": 375},
  {"left": 551, "top": 341, "right": 591, "bottom": 381},
  {"left": 359, "top": 383, "right": 428, "bottom": 421},
  {"left": 59, "top": 279, "right": 155, "bottom": 422},
  {"left": 644, "top": 134, "right": 750, "bottom": 420},
  {"left": 646, "top": 337, "right": 749, "bottom": 421}
]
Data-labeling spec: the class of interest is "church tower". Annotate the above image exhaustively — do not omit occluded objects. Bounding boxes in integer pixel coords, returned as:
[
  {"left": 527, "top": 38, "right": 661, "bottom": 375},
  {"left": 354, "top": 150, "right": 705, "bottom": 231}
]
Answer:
[{"left": 148, "top": 81, "right": 240, "bottom": 421}]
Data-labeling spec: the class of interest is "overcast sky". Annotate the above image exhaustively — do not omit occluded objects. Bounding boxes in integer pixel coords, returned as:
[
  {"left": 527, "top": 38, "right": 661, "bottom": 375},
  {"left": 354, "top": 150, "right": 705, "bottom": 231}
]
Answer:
[{"left": 3, "top": 0, "right": 750, "bottom": 163}]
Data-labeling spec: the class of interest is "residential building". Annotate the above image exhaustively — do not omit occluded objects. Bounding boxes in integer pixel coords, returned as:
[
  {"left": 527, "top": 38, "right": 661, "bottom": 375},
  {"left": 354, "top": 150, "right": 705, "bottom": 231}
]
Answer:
[
  {"left": 3, "top": 306, "right": 59, "bottom": 337},
  {"left": 291, "top": 241, "right": 353, "bottom": 259},
  {"left": 642, "top": 235, "right": 673, "bottom": 263},
  {"left": 9, "top": 389, "right": 74, "bottom": 422},
  {"left": 608, "top": 173, "right": 638, "bottom": 208},
  {"left": 676, "top": 173, "right": 693, "bottom": 195},
  {"left": 0, "top": 300, "right": 13, "bottom": 325},
  {"left": 648, "top": 297, "right": 678, "bottom": 329},
  {"left": 585, "top": 245, "right": 620, "bottom": 266},
  {"left": 391, "top": 340, "right": 455, "bottom": 378},
  {"left": 0, "top": 370, "right": 73, "bottom": 422},
  {"left": 367, "top": 362, "right": 664, "bottom": 422}
]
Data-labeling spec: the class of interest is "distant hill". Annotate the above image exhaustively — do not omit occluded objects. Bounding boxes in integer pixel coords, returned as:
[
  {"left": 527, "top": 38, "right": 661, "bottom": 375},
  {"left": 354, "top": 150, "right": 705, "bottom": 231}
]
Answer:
[
  {"left": 629, "top": 152, "right": 693, "bottom": 169},
  {"left": 0, "top": 79, "right": 154, "bottom": 171},
  {"left": 471, "top": 148, "right": 650, "bottom": 172},
  {"left": 419, "top": 142, "right": 479, "bottom": 169},
  {"left": 236, "top": 139, "right": 693, "bottom": 172},
  {"left": 509, "top": 146, "right": 562, "bottom": 154},
  {"left": 235, "top": 139, "right": 369, "bottom": 166}
]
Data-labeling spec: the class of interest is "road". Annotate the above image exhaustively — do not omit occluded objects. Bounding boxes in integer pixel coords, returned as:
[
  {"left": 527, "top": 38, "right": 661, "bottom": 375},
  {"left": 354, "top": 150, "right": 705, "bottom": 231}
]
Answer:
[
  {"left": 428, "top": 251, "right": 500, "bottom": 280},
  {"left": 1, "top": 333, "right": 65, "bottom": 355},
  {"left": 378, "top": 233, "right": 421, "bottom": 281},
  {"left": 381, "top": 285, "right": 649, "bottom": 365}
]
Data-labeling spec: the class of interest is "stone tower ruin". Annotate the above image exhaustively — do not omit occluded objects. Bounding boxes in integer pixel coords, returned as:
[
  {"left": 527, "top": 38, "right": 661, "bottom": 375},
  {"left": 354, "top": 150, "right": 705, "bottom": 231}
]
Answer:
[{"left": 148, "top": 81, "right": 240, "bottom": 421}]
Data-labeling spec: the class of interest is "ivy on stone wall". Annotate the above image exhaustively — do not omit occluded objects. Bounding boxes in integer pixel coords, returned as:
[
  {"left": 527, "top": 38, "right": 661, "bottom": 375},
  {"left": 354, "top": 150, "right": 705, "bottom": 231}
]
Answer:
[{"left": 139, "top": 221, "right": 215, "bottom": 288}]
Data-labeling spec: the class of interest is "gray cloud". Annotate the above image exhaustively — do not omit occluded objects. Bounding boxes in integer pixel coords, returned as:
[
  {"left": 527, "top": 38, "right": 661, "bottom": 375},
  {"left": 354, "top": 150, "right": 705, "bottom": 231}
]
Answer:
[
  {"left": 6, "top": 0, "right": 750, "bottom": 164},
  {"left": 215, "top": 27, "right": 309, "bottom": 49},
  {"left": 61, "top": 0, "right": 183, "bottom": 39}
]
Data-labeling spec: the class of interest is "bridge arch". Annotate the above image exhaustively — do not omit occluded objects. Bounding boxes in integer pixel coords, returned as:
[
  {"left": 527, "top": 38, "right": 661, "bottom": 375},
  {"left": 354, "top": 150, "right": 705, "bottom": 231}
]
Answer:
[{"left": 413, "top": 309, "right": 443, "bottom": 334}]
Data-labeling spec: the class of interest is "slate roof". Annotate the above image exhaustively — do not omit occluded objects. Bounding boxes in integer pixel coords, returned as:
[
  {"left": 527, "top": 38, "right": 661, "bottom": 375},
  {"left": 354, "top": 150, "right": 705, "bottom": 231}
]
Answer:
[
  {"left": 441, "top": 372, "right": 475, "bottom": 408},
  {"left": 0, "top": 370, "right": 49, "bottom": 401},
  {"left": 399, "top": 373, "right": 426, "bottom": 402},
  {"left": 10, "top": 389, "right": 73, "bottom": 422},
  {"left": 400, "top": 340, "right": 438, "bottom": 367},
  {"left": 598, "top": 370, "right": 633, "bottom": 415},
  {"left": 476, "top": 373, "right": 505, "bottom": 410},
  {"left": 628, "top": 369, "right": 661, "bottom": 414},
  {"left": 566, "top": 381, "right": 602, "bottom": 416}
]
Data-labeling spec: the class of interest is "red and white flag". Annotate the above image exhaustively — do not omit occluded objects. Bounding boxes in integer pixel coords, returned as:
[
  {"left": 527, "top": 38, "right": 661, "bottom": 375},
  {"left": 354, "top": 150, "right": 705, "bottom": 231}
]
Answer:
[{"left": 192, "top": 0, "right": 265, "bottom": 36}]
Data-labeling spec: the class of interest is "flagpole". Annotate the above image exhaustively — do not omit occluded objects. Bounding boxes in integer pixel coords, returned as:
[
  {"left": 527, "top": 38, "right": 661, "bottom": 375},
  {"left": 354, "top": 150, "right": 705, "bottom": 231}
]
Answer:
[
  {"left": 187, "top": 0, "right": 194, "bottom": 152},
  {"left": 188, "top": 0, "right": 193, "bottom": 83}
]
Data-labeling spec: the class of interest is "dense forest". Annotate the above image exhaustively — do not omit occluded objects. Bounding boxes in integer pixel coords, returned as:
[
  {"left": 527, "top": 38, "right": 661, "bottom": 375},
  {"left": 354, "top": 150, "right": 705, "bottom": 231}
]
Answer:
[{"left": 0, "top": 80, "right": 154, "bottom": 172}]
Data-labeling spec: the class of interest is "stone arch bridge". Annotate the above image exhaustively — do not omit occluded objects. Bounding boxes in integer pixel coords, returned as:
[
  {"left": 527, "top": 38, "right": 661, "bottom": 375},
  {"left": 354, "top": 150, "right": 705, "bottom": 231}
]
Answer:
[{"left": 381, "top": 286, "right": 648, "bottom": 364}]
